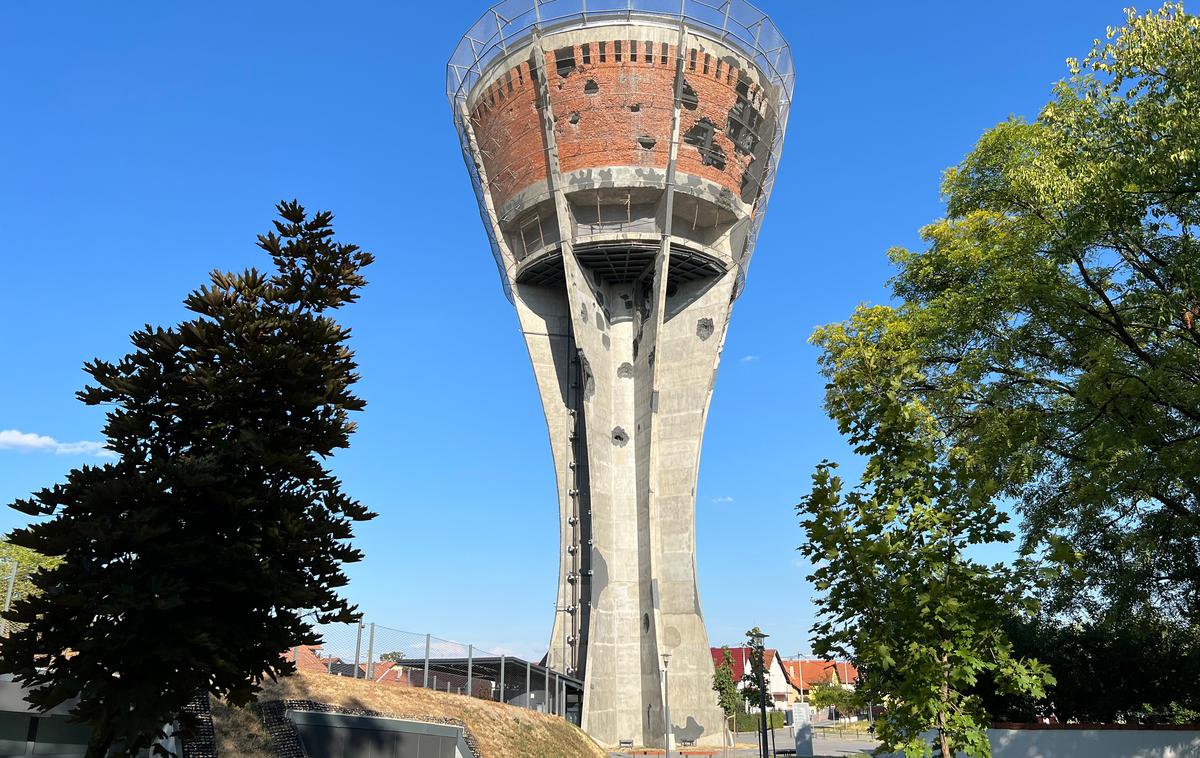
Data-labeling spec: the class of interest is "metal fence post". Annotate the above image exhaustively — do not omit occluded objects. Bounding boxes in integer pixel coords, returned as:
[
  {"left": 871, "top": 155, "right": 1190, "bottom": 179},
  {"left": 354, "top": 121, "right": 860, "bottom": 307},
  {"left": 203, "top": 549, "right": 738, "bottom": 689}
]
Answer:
[
  {"left": 500, "top": 655, "right": 506, "bottom": 703},
  {"left": 366, "top": 623, "right": 376, "bottom": 681},
  {"left": 543, "top": 666, "right": 549, "bottom": 714},
  {"left": 525, "top": 661, "right": 531, "bottom": 710},
  {"left": 423, "top": 634, "right": 432, "bottom": 688},
  {"left": 2, "top": 561, "right": 16, "bottom": 636},
  {"left": 353, "top": 622, "right": 363, "bottom": 679},
  {"left": 467, "top": 644, "right": 474, "bottom": 699}
]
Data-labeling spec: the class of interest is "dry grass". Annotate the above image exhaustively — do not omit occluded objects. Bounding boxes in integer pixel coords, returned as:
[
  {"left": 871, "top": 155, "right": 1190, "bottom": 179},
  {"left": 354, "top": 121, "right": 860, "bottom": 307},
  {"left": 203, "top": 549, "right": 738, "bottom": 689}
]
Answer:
[
  {"left": 209, "top": 696, "right": 273, "bottom": 758},
  {"left": 210, "top": 672, "right": 605, "bottom": 758}
]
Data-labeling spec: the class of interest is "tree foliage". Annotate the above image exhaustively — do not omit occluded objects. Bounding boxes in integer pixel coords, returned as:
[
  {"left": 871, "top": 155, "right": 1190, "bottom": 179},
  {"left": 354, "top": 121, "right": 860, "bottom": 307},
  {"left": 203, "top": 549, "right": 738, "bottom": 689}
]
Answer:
[
  {"left": 0, "top": 539, "right": 61, "bottom": 611},
  {"left": 977, "top": 614, "right": 1200, "bottom": 724},
  {"left": 798, "top": 454, "right": 1053, "bottom": 757},
  {"left": 739, "top": 627, "right": 770, "bottom": 712},
  {"left": 801, "top": 3, "right": 1200, "bottom": 748},
  {"left": 711, "top": 647, "right": 741, "bottom": 717},
  {"left": 844, "top": 3, "right": 1200, "bottom": 625},
  {"left": 0, "top": 201, "right": 375, "bottom": 757},
  {"left": 808, "top": 679, "right": 859, "bottom": 717}
]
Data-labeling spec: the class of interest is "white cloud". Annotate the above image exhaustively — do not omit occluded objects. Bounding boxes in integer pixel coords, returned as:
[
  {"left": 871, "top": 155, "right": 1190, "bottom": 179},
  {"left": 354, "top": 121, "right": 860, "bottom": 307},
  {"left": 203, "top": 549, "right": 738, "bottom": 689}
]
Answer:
[
  {"left": 711, "top": 496, "right": 734, "bottom": 504},
  {"left": 739, "top": 355, "right": 759, "bottom": 363},
  {"left": 0, "top": 429, "right": 114, "bottom": 458},
  {"left": 478, "top": 641, "right": 545, "bottom": 661}
]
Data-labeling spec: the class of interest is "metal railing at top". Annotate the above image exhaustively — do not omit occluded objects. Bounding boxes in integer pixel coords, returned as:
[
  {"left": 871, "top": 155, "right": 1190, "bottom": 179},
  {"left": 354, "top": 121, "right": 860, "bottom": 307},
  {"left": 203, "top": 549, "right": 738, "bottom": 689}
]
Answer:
[{"left": 446, "top": 0, "right": 795, "bottom": 114}]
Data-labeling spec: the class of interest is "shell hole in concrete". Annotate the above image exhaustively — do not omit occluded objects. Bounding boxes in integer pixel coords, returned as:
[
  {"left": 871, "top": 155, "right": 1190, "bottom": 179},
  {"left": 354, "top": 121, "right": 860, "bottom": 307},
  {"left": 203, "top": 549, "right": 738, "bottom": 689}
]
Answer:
[
  {"left": 612, "top": 427, "right": 629, "bottom": 447},
  {"left": 637, "top": 135, "right": 657, "bottom": 150},
  {"left": 617, "top": 362, "right": 635, "bottom": 379},
  {"left": 696, "top": 317, "right": 714, "bottom": 340},
  {"left": 642, "top": 613, "right": 650, "bottom": 633},
  {"left": 584, "top": 79, "right": 599, "bottom": 95}
]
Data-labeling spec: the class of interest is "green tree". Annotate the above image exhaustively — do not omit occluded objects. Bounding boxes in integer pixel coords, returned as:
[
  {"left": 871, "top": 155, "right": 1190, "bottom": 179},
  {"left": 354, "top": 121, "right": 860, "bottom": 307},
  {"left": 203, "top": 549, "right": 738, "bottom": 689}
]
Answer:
[
  {"left": 739, "top": 627, "right": 769, "bottom": 713},
  {"left": 799, "top": 454, "right": 1054, "bottom": 758},
  {"left": 808, "top": 679, "right": 859, "bottom": 718},
  {"left": 0, "top": 201, "right": 375, "bottom": 757},
  {"left": 798, "top": 306, "right": 1058, "bottom": 756},
  {"left": 0, "top": 539, "right": 61, "bottom": 613},
  {"left": 711, "top": 647, "right": 741, "bottom": 718},
  {"left": 379, "top": 651, "right": 406, "bottom": 663},
  {"left": 823, "top": 3, "right": 1200, "bottom": 627},
  {"left": 976, "top": 613, "right": 1200, "bottom": 724},
  {"left": 802, "top": 3, "right": 1200, "bottom": 747}
]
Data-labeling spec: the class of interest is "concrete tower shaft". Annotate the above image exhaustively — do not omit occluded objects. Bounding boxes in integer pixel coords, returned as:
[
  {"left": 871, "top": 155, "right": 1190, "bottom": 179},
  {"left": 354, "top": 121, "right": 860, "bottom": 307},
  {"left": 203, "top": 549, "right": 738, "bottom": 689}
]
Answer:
[{"left": 448, "top": 0, "right": 792, "bottom": 748}]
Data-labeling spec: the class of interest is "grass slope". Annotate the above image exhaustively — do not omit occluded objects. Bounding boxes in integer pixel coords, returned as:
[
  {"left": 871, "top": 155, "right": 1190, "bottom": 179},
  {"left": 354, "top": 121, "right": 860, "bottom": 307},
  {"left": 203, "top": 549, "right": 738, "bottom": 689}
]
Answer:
[{"left": 211, "top": 671, "right": 605, "bottom": 758}]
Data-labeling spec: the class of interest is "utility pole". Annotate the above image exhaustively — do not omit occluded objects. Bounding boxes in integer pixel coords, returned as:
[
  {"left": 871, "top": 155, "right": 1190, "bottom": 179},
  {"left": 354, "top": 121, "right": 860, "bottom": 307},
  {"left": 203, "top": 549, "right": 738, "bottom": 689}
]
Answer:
[{"left": 793, "top": 651, "right": 806, "bottom": 704}]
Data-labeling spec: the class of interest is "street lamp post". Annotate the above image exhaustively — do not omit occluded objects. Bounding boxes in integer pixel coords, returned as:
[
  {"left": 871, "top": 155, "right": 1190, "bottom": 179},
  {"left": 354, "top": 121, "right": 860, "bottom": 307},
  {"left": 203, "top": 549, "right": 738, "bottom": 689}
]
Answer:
[
  {"left": 662, "top": 652, "right": 672, "bottom": 758},
  {"left": 748, "top": 629, "right": 770, "bottom": 758}
]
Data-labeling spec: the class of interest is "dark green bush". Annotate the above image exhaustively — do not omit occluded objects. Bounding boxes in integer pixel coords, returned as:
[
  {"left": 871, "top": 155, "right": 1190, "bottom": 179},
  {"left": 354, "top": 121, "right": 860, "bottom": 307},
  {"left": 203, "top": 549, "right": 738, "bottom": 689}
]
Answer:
[{"left": 734, "top": 710, "right": 785, "bottom": 732}]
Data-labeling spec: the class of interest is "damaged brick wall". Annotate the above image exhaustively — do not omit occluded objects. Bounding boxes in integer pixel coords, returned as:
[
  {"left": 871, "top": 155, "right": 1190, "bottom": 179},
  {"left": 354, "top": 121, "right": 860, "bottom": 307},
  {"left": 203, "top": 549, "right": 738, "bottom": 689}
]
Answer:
[
  {"left": 468, "top": 33, "right": 774, "bottom": 214},
  {"left": 548, "top": 40, "right": 676, "bottom": 176},
  {"left": 469, "top": 58, "right": 545, "bottom": 212}
]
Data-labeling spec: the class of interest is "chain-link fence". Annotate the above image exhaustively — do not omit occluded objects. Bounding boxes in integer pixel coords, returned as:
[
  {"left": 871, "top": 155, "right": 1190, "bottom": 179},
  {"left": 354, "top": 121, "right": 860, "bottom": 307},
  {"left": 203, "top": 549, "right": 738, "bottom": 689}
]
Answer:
[{"left": 286, "top": 621, "right": 583, "bottom": 726}]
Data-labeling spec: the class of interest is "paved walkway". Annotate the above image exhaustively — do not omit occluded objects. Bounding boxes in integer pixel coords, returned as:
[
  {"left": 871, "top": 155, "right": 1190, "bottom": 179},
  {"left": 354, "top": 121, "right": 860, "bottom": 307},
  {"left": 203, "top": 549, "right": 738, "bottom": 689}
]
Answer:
[{"left": 608, "top": 727, "right": 880, "bottom": 758}]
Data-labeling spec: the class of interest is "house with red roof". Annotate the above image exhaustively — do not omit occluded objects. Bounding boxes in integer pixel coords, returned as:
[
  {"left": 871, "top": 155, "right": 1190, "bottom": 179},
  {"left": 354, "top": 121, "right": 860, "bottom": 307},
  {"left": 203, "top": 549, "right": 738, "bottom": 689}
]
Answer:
[
  {"left": 711, "top": 645, "right": 795, "bottom": 709},
  {"left": 779, "top": 658, "right": 858, "bottom": 703}
]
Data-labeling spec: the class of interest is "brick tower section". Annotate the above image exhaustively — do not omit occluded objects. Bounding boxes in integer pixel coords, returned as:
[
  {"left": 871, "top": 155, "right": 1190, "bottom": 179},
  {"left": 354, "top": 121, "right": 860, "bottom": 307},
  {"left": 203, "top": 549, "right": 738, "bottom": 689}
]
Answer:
[{"left": 450, "top": 8, "right": 790, "bottom": 749}]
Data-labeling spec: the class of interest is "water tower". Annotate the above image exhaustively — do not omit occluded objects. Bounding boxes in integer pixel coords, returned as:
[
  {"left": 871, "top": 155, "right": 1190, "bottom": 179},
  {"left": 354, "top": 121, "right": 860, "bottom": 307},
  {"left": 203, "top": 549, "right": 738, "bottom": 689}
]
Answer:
[{"left": 447, "top": 0, "right": 792, "bottom": 747}]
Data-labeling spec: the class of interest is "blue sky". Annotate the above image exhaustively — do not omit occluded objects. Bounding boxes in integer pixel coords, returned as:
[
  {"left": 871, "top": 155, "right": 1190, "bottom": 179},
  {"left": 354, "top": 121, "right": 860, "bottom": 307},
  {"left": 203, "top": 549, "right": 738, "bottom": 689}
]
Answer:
[{"left": 0, "top": 1, "right": 1136, "bottom": 661}]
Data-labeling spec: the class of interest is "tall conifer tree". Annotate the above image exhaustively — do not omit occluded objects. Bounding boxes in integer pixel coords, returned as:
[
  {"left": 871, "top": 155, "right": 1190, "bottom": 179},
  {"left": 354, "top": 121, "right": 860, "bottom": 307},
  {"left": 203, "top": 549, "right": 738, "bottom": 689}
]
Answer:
[{"left": 1, "top": 201, "right": 375, "bottom": 756}]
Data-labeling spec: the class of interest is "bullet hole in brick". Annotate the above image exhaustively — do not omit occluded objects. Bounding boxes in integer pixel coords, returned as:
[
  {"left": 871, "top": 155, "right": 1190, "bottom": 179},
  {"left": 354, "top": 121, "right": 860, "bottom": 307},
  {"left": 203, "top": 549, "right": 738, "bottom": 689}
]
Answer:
[
  {"left": 584, "top": 79, "right": 599, "bottom": 95},
  {"left": 696, "top": 317, "right": 714, "bottom": 340},
  {"left": 612, "top": 427, "right": 629, "bottom": 447},
  {"left": 637, "top": 135, "right": 657, "bottom": 150},
  {"left": 555, "top": 47, "right": 577, "bottom": 77},
  {"left": 683, "top": 118, "right": 726, "bottom": 170},
  {"left": 569, "top": 111, "right": 580, "bottom": 124},
  {"left": 618, "top": 362, "right": 635, "bottom": 379},
  {"left": 629, "top": 103, "right": 641, "bottom": 112},
  {"left": 680, "top": 80, "right": 698, "bottom": 110}
]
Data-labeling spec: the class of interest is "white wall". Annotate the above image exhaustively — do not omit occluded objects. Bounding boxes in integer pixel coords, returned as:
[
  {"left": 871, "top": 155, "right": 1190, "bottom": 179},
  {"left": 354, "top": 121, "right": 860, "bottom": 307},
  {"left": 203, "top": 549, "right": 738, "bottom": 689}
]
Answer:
[
  {"left": 989, "top": 728, "right": 1200, "bottom": 758},
  {"left": 878, "top": 728, "right": 1200, "bottom": 758}
]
